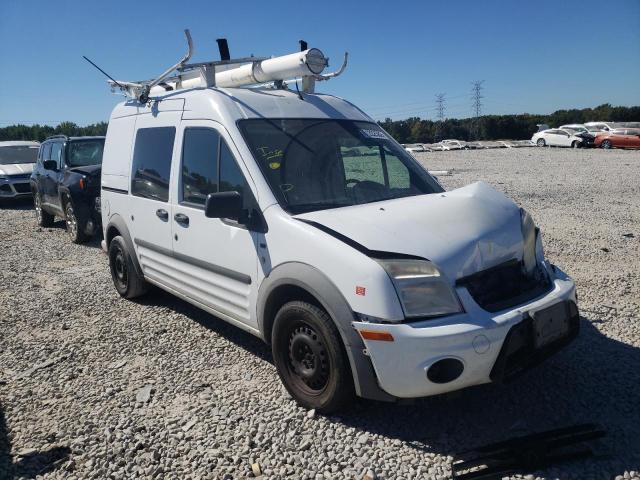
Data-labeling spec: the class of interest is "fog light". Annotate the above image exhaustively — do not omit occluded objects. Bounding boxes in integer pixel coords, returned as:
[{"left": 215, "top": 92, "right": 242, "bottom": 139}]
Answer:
[{"left": 426, "top": 358, "right": 464, "bottom": 384}]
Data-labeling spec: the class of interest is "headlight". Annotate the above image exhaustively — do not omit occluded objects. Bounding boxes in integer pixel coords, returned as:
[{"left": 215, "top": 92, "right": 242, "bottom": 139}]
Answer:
[
  {"left": 0, "top": 175, "right": 7, "bottom": 181},
  {"left": 521, "top": 208, "right": 538, "bottom": 274},
  {"left": 377, "top": 259, "right": 463, "bottom": 318}
]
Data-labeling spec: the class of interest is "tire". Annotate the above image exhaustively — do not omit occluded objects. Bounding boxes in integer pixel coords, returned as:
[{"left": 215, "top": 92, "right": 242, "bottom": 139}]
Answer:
[
  {"left": 536, "top": 138, "right": 546, "bottom": 147},
  {"left": 272, "top": 301, "right": 354, "bottom": 413},
  {"left": 602, "top": 139, "right": 612, "bottom": 150},
  {"left": 571, "top": 140, "right": 581, "bottom": 149},
  {"left": 64, "top": 199, "right": 89, "bottom": 244},
  {"left": 108, "top": 235, "right": 148, "bottom": 299},
  {"left": 34, "top": 189, "right": 54, "bottom": 227}
]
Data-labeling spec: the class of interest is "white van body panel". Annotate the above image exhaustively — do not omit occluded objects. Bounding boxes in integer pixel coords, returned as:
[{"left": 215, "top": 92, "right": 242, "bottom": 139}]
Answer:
[{"left": 170, "top": 119, "right": 259, "bottom": 328}]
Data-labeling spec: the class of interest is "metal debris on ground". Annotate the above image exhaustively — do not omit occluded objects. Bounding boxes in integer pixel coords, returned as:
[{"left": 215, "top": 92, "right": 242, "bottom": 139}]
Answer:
[{"left": 451, "top": 423, "right": 606, "bottom": 479}]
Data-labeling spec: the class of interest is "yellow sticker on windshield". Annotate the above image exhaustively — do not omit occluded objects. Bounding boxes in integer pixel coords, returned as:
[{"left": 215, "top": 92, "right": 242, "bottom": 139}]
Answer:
[{"left": 269, "top": 162, "right": 281, "bottom": 170}]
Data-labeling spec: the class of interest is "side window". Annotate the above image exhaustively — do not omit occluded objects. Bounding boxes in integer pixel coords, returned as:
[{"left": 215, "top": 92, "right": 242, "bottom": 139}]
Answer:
[
  {"left": 181, "top": 128, "right": 220, "bottom": 206},
  {"left": 340, "top": 146, "right": 385, "bottom": 185},
  {"left": 219, "top": 139, "right": 250, "bottom": 207},
  {"left": 41, "top": 143, "right": 52, "bottom": 164},
  {"left": 384, "top": 148, "right": 411, "bottom": 189},
  {"left": 131, "top": 127, "right": 176, "bottom": 202},
  {"left": 50, "top": 143, "right": 63, "bottom": 167}
]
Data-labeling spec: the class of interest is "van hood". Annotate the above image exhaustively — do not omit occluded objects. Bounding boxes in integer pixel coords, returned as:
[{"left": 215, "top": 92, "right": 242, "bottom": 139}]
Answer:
[
  {"left": 295, "top": 182, "right": 524, "bottom": 282},
  {"left": 0, "top": 163, "right": 34, "bottom": 176}
]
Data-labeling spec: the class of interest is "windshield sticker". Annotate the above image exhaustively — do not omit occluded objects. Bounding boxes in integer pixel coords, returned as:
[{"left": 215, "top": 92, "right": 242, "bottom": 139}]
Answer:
[
  {"left": 269, "top": 161, "right": 281, "bottom": 170},
  {"left": 257, "top": 146, "right": 284, "bottom": 162},
  {"left": 359, "top": 129, "right": 387, "bottom": 140}
]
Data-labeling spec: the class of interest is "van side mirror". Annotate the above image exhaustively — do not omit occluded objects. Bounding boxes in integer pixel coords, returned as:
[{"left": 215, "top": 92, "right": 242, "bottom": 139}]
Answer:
[
  {"left": 205, "top": 191, "right": 243, "bottom": 220},
  {"left": 43, "top": 160, "right": 58, "bottom": 171}
]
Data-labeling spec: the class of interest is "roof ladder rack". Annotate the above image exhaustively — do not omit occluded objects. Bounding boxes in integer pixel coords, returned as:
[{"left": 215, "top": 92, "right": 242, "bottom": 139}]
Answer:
[{"left": 105, "top": 29, "right": 348, "bottom": 102}]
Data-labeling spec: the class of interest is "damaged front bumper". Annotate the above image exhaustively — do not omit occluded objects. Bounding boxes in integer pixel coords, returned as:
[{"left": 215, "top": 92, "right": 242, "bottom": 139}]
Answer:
[{"left": 352, "top": 264, "right": 578, "bottom": 399}]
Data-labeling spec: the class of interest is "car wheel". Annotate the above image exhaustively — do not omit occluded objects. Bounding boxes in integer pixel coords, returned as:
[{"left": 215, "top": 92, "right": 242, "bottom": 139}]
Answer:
[
  {"left": 65, "top": 200, "right": 88, "bottom": 244},
  {"left": 272, "top": 301, "right": 354, "bottom": 413},
  {"left": 602, "top": 139, "right": 612, "bottom": 149},
  {"left": 108, "top": 235, "right": 148, "bottom": 298},
  {"left": 536, "top": 138, "right": 546, "bottom": 147},
  {"left": 571, "top": 140, "right": 581, "bottom": 149},
  {"left": 34, "top": 190, "right": 54, "bottom": 227}
]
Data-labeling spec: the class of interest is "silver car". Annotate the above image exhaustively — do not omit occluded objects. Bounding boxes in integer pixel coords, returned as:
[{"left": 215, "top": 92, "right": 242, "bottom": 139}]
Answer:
[{"left": 0, "top": 141, "right": 40, "bottom": 199}]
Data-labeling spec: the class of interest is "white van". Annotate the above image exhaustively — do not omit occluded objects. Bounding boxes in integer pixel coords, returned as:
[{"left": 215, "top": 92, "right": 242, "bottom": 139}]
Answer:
[{"left": 99, "top": 37, "right": 579, "bottom": 412}]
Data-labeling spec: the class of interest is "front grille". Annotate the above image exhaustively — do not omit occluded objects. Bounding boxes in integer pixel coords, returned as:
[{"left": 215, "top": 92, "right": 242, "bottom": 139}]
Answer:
[
  {"left": 457, "top": 259, "right": 552, "bottom": 313},
  {"left": 10, "top": 174, "right": 31, "bottom": 181},
  {"left": 13, "top": 183, "right": 31, "bottom": 193}
]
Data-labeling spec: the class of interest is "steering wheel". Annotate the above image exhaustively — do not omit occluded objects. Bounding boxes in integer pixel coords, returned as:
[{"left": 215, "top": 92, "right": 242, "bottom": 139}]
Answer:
[{"left": 345, "top": 178, "right": 361, "bottom": 187}]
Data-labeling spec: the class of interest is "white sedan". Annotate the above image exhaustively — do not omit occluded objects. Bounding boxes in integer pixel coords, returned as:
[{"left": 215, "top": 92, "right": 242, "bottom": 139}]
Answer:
[{"left": 532, "top": 129, "right": 584, "bottom": 148}]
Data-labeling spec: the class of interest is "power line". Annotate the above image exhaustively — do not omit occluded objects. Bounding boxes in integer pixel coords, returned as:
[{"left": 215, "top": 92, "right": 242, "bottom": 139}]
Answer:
[{"left": 435, "top": 93, "right": 446, "bottom": 121}]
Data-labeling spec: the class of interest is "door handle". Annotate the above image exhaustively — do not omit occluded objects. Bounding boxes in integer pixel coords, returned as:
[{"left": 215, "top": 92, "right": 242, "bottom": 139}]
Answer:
[
  {"left": 174, "top": 213, "right": 189, "bottom": 226},
  {"left": 156, "top": 209, "right": 169, "bottom": 221}
]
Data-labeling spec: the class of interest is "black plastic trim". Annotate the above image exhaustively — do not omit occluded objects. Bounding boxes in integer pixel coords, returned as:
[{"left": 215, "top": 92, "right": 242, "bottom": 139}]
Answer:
[{"left": 102, "top": 186, "right": 129, "bottom": 195}]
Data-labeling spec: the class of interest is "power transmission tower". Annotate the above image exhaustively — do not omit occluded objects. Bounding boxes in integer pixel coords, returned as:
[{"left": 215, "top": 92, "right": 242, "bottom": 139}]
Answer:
[
  {"left": 471, "top": 80, "right": 484, "bottom": 139},
  {"left": 435, "top": 93, "right": 446, "bottom": 121}
]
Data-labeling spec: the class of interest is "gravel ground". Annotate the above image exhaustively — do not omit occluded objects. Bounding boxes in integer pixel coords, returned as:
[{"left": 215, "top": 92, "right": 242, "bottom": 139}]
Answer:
[{"left": 1, "top": 147, "right": 639, "bottom": 480}]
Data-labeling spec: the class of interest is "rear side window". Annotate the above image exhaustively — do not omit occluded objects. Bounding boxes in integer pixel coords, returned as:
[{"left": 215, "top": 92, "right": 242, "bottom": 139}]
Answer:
[{"left": 131, "top": 127, "right": 176, "bottom": 202}]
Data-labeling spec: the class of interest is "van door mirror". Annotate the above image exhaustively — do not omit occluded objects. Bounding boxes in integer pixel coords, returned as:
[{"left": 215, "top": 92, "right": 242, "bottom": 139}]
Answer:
[
  {"left": 43, "top": 160, "right": 58, "bottom": 171},
  {"left": 205, "top": 191, "right": 243, "bottom": 220}
]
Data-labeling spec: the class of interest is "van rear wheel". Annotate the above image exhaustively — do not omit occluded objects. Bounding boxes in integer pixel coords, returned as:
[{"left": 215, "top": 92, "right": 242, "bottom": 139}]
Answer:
[
  {"left": 272, "top": 301, "right": 354, "bottom": 413},
  {"left": 108, "top": 235, "right": 148, "bottom": 298}
]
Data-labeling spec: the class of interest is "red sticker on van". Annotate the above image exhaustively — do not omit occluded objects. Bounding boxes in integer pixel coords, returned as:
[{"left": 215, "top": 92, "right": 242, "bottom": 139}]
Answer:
[{"left": 356, "top": 286, "right": 366, "bottom": 296}]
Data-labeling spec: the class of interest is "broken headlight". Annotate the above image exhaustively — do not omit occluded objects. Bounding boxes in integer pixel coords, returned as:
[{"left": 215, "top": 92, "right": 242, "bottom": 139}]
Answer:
[
  {"left": 377, "top": 259, "right": 463, "bottom": 318},
  {"left": 521, "top": 208, "right": 539, "bottom": 275}
]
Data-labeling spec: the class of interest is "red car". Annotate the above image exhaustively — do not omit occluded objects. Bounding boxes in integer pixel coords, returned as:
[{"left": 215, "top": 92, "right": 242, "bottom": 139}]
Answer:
[{"left": 594, "top": 128, "right": 640, "bottom": 149}]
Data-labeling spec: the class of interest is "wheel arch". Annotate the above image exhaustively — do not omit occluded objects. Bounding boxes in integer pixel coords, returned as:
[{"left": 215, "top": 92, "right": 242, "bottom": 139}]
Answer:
[
  {"left": 258, "top": 262, "right": 394, "bottom": 402},
  {"left": 105, "top": 213, "right": 144, "bottom": 278}
]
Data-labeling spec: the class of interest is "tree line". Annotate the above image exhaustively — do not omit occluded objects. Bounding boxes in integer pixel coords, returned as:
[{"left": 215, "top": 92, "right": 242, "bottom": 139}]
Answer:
[
  {"left": 0, "top": 122, "right": 108, "bottom": 142},
  {"left": 379, "top": 104, "right": 640, "bottom": 144},
  {"left": 1, "top": 103, "right": 638, "bottom": 144}
]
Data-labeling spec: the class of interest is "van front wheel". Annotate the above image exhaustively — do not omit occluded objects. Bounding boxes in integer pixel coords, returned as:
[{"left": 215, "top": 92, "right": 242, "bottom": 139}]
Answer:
[{"left": 272, "top": 301, "right": 354, "bottom": 413}]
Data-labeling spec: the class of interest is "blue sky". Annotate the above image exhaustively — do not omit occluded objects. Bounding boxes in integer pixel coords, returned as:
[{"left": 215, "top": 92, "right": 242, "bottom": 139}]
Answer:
[{"left": 1, "top": 0, "right": 639, "bottom": 126}]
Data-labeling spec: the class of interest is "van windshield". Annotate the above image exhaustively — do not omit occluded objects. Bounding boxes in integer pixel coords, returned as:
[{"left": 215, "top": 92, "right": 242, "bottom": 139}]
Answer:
[
  {"left": 66, "top": 139, "right": 105, "bottom": 167},
  {"left": 238, "top": 119, "right": 443, "bottom": 214}
]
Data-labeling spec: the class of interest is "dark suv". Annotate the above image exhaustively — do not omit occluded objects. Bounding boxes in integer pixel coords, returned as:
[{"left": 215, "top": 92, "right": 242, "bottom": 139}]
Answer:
[{"left": 30, "top": 135, "right": 105, "bottom": 243}]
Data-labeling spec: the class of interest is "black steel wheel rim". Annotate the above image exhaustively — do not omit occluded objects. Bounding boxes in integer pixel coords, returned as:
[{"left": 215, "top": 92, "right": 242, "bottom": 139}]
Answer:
[
  {"left": 286, "top": 323, "right": 330, "bottom": 394},
  {"left": 112, "top": 246, "right": 128, "bottom": 290}
]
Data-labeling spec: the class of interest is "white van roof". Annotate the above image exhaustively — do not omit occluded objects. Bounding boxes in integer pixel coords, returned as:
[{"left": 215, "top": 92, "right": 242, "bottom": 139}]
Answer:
[{"left": 110, "top": 87, "right": 372, "bottom": 124}]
